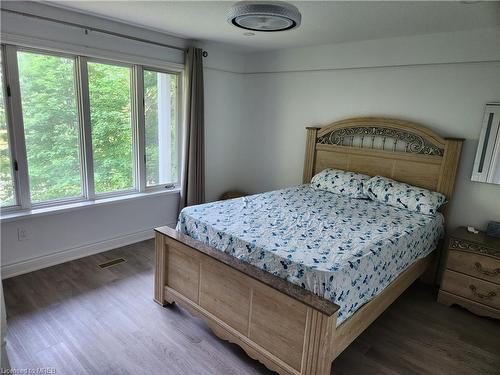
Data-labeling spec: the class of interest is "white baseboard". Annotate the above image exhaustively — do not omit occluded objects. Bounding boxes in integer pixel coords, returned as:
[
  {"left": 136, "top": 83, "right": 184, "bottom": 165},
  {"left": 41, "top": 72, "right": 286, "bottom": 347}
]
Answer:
[{"left": 1, "top": 225, "right": 175, "bottom": 279}]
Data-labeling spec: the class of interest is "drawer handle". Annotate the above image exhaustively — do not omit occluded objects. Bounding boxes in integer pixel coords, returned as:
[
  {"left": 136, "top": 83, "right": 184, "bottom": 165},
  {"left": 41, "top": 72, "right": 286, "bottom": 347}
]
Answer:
[
  {"left": 469, "top": 284, "right": 496, "bottom": 300},
  {"left": 474, "top": 262, "right": 500, "bottom": 277}
]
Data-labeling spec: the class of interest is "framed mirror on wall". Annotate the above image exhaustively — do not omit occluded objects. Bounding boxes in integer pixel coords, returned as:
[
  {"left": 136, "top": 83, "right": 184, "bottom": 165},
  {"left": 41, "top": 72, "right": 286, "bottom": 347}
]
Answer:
[{"left": 471, "top": 103, "right": 500, "bottom": 185}]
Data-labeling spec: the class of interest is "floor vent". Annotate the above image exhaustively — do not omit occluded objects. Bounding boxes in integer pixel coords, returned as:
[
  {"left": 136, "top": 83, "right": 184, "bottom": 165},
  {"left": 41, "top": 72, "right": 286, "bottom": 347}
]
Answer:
[{"left": 98, "top": 258, "right": 126, "bottom": 269}]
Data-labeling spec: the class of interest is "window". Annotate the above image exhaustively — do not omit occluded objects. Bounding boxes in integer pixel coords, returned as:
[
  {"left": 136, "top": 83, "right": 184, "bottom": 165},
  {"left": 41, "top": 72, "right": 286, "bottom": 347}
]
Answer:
[
  {"left": 0, "top": 52, "right": 15, "bottom": 207},
  {"left": 88, "top": 61, "right": 134, "bottom": 194},
  {"left": 143, "top": 69, "right": 178, "bottom": 187},
  {"left": 0, "top": 45, "right": 181, "bottom": 211},
  {"left": 17, "top": 51, "right": 83, "bottom": 203}
]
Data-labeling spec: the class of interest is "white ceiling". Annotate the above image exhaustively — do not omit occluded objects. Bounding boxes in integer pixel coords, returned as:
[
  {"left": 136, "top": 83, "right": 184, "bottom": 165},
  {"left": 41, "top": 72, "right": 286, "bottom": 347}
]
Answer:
[{"left": 49, "top": 1, "right": 500, "bottom": 52}]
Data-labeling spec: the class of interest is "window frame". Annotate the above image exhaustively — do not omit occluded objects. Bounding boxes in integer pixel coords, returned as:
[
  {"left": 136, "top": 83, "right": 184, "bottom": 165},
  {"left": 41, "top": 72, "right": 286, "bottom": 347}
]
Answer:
[
  {"left": 141, "top": 66, "right": 183, "bottom": 191},
  {"left": 0, "top": 43, "right": 183, "bottom": 213},
  {"left": 86, "top": 57, "right": 138, "bottom": 198},
  {"left": 14, "top": 46, "right": 87, "bottom": 207},
  {"left": 0, "top": 45, "right": 19, "bottom": 209}
]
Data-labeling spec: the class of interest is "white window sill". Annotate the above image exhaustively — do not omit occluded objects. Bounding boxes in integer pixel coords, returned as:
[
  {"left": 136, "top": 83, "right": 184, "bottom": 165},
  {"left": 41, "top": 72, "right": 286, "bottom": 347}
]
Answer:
[{"left": 0, "top": 188, "right": 180, "bottom": 223}]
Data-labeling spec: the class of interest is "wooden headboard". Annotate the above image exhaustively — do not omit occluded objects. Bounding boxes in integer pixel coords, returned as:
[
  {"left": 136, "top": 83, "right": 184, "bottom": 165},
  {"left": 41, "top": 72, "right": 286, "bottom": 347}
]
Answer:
[{"left": 303, "top": 117, "right": 463, "bottom": 216}]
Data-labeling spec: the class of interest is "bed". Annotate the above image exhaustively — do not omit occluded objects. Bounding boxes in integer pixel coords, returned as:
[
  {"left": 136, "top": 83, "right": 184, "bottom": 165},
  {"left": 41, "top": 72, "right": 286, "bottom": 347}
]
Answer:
[{"left": 154, "top": 117, "right": 463, "bottom": 375}]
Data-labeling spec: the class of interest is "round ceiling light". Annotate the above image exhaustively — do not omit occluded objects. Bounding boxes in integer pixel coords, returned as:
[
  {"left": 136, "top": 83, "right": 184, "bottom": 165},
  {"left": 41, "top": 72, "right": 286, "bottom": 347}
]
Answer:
[{"left": 228, "top": 2, "right": 301, "bottom": 32}]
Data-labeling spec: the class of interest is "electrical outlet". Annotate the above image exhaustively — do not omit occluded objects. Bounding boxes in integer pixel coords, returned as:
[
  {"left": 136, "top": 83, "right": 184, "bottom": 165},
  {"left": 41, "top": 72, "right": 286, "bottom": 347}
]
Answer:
[{"left": 17, "top": 227, "right": 28, "bottom": 241}]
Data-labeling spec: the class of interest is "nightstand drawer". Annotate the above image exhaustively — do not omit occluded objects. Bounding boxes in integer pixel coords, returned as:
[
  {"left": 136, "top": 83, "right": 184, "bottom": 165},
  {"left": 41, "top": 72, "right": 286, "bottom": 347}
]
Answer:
[
  {"left": 441, "top": 270, "right": 500, "bottom": 310},
  {"left": 446, "top": 251, "right": 500, "bottom": 284}
]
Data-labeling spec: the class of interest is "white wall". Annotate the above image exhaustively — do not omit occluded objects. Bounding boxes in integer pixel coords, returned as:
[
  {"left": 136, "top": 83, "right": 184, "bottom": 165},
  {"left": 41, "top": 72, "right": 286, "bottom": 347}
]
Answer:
[
  {"left": 242, "top": 28, "right": 500, "bottom": 73},
  {"left": 201, "top": 42, "right": 247, "bottom": 201},
  {"left": 1, "top": 193, "right": 179, "bottom": 277},
  {"left": 218, "top": 29, "right": 500, "bottom": 231},
  {"left": 204, "top": 68, "right": 246, "bottom": 201},
  {"left": 233, "top": 62, "right": 500, "bottom": 230},
  {"left": 199, "top": 30, "right": 500, "bottom": 232}
]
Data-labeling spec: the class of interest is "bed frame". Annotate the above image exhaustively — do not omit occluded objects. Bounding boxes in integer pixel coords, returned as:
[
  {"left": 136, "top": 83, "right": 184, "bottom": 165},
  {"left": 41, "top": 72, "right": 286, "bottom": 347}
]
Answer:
[{"left": 154, "top": 117, "right": 463, "bottom": 375}]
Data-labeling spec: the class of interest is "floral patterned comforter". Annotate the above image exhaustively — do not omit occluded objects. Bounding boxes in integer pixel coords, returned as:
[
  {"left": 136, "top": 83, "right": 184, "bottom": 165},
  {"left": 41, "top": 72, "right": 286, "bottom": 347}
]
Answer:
[{"left": 177, "top": 185, "right": 444, "bottom": 325}]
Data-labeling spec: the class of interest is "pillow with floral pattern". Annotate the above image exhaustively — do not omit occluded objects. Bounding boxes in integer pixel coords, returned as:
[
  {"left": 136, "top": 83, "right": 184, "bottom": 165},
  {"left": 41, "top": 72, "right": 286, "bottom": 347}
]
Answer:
[
  {"left": 310, "top": 168, "right": 370, "bottom": 199},
  {"left": 363, "top": 175, "right": 446, "bottom": 215}
]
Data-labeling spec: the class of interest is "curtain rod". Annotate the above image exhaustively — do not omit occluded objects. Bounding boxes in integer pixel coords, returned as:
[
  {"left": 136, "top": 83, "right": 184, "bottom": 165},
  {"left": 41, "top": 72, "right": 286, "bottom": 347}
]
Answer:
[{"left": 2, "top": 8, "right": 188, "bottom": 53}]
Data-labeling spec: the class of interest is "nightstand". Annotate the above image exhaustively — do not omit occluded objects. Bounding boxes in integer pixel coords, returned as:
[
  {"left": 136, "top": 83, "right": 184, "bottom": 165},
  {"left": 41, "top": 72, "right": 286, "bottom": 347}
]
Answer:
[
  {"left": 438, "top": 227, "right": 500, "bottom": 319},
  {"left": 219, "top": 191, "right": 248, "bottom": 200}
]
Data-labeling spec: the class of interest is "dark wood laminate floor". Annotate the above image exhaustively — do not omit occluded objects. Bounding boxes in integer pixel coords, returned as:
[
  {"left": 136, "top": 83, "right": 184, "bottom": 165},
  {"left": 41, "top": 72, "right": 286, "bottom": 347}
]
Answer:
[{"left": 4, "top": 240, "right": 500, "bottom": 375}]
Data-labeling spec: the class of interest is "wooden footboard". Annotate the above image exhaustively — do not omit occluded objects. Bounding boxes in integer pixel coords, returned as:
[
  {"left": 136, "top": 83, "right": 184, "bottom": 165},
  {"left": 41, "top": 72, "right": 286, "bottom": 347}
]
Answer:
[
  {"left": 154, "top": 226, "right": 434, "bottom": 375},
  {"left": 154, "top": 228, "right": 338, "bottom": 375}
]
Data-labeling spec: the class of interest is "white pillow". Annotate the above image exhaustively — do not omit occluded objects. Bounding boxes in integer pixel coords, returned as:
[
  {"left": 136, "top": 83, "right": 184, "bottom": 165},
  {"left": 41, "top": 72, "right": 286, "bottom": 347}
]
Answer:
[
  {"left": 363, "top": 175, "right": 446, "bottom": 215},
  {"left": 310, "top": 168, "right": 370, "bottom": 199}
]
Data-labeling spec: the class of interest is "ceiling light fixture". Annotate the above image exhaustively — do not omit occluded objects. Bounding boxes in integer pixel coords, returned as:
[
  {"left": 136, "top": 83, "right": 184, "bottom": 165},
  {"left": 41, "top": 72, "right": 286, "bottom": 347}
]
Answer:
[{"left": 228, "top": 1, "right": 301, "bottom": 32}]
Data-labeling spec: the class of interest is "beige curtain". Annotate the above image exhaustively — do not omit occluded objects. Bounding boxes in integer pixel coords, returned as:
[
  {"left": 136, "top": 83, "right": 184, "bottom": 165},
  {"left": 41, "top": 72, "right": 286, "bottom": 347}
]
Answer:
[{"left": 180, "top": 47, "right": 205, "bottom": 210}]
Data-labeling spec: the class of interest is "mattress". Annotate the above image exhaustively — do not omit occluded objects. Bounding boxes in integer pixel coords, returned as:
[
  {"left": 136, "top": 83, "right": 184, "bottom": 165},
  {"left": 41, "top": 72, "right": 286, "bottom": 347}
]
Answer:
[{"left": 177, "top": 185, "right": 444, "bottom": 325}]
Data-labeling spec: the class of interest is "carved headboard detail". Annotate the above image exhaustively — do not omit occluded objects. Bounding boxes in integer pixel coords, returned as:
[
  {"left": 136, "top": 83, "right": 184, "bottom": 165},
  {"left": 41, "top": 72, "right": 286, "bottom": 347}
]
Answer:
[
  {"left": 317, "top": 126, "right": 444, "bottom": 156},
  {"left": 303, "top": 117, "right": 464, "bottom": 218}
]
